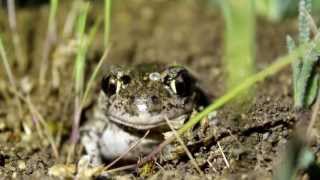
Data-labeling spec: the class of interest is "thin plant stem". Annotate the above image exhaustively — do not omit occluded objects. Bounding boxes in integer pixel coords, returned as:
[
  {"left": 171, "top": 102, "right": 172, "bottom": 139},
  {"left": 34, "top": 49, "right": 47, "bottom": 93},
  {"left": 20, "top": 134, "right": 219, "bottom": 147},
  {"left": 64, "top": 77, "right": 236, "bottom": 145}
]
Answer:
[
  {"left": 62, "top": 0, "right": 80, "bottom": 38},
  {"left": 104, "top": 0, "right": 112, "bottom": 48},
  {"left": 307, "top": 84, "right": 320, "bottom": 140},
  {"left": 74, "top": 2, "right": 90, "bottom": 97},
  {"left": 39, "top": 0, "right": 59, "bottom": 86},
  {"left": 165, "top": 116, "right": 203, "bottom": 175},
  {"left": 104, "top": 164, "right": 136, "bottom": 174},
  {"left": 0, "top": 34, "right": 23, "bottom": 119},
  {"left": 71, "top": 2, "right": 90, "bottom": 145},
  {"left": 104, "top": 130, "right": 150, "bottom": 170},
  {"left": 81, "top": 45, "right": 110, "bottom": 107},
  {"left": 7, "top": 0, "right": 26, "bottom": 72},
  {"left": 13, "top": 91, "right": 59, "bottom": 159},
  {"left": 217, "top": 141, "right": 230, "bottom": 168},
  {"left": 0, "top": 35, "right": 17, "bottom": 91},
  {"left": 69, "top": 3, "right": 105, "bottom": 162}
]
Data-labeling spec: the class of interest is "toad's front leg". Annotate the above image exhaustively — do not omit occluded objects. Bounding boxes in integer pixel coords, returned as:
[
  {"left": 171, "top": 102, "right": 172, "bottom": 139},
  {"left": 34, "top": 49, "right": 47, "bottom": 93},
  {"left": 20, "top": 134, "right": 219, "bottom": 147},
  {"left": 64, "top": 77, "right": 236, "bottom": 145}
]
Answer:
[{"left": 80, "top": 120, "right": 106, "bottom": 166}]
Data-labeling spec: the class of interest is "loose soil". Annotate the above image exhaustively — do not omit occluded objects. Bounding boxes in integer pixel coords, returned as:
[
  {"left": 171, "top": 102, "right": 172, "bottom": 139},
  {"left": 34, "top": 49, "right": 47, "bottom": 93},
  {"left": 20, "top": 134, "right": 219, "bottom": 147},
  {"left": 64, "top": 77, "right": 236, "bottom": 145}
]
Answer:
[{"left": 0, "top": 0, "right": 317, "bottom": 179}]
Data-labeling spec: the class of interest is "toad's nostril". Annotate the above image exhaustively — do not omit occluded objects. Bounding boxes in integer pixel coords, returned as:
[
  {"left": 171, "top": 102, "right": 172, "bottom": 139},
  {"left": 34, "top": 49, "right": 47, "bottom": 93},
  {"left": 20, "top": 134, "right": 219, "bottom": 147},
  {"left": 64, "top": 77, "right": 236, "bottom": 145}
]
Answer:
[{"left": 134, "top": 97, "right": 148, "bottom": 113}]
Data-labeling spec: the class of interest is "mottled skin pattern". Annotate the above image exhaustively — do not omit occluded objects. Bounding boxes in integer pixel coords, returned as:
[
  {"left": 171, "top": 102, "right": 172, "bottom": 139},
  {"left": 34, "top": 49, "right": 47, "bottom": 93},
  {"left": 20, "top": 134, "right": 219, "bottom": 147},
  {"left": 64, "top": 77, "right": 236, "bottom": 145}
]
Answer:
[{"left": 81, "top": 64, "right": 208, "bottom": 165}]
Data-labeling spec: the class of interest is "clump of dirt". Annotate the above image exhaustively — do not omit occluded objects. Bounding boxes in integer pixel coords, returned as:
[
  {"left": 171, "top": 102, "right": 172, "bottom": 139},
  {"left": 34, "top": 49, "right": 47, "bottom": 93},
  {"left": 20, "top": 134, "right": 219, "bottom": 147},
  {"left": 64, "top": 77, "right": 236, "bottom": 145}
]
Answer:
[{"left": 0, "top": 0, "right": 316, "bottom": 179}]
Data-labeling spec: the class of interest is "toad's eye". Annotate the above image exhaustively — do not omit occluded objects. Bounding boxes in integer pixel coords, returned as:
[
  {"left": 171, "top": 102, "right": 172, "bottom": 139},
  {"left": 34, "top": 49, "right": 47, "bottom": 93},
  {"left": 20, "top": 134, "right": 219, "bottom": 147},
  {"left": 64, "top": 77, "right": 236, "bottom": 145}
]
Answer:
[
  {"left": 168, "top": 70, "right": 193, "bottom": 97},
  {"left": 120, "top": 75, "right": 131, "bottom": 85},
  {"left": 101, "top": 75, "right": 117, "bottom": 96}
]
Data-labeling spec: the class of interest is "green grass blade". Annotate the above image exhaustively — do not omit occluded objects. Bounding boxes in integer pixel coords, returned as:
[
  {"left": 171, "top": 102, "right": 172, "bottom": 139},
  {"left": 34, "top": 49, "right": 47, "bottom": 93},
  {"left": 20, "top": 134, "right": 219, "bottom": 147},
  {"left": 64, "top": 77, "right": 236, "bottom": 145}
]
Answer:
[
  {"left": 75, "top": 2, "right": 90, "bottom": 96},
  {"left": 104, "top": 0, "right": 112, "bottom": 48}
]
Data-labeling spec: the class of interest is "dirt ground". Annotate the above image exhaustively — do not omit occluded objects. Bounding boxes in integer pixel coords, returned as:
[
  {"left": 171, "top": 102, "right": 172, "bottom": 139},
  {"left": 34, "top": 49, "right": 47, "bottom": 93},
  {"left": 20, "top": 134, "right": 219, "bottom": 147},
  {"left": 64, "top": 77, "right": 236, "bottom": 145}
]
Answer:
[{"left": 0, "top": 0, "right": 317, "bottom": 179}]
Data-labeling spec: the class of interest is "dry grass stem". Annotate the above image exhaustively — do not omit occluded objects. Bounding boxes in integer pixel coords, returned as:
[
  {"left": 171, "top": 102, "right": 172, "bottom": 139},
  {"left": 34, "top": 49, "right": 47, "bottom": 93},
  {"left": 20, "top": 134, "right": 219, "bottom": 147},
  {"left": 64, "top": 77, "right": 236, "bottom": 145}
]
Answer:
[
  {"left": 154, "top": 161, "right": 165, "bottom": 171},
  {"left": 104, "top": 164, "right": 136, "bottom": 174},
  {"left": 67, "top": 97, "right": 81, "bottom": 163},
  {"left": 81, "top": 45, "right": 111, "bottom": 107},
  {"left": 105, "top": 130, "right": 150, "bottom": 170},
  {"left": 39, "top": 0, "right": 58, "bottom": 86},
  {"left": 164, "top": 116, "right": 203, "bottom": 175},
  {"left": 207, "top": 160, "right": 218, "bottom": 173},
  {"left": 7, "top": 0, "right": 26, "bottom": 72},
  {"left": 307, "top": 88, "right": 320, "bottom": 140},
  {"left": 0, "top": 36, "right": 23, "bottom": 119},
  {"left": 62, "top": 0, "right": 80, "bottom": 38},
  {"left": 25, "top": 95, "right": 60, "bottom": 159},
  {"left": 13, "top": 91, "right": 59, "bottom": 159},
  {"left": 217, "top": 141, "right": 230, "bottom": 168}
]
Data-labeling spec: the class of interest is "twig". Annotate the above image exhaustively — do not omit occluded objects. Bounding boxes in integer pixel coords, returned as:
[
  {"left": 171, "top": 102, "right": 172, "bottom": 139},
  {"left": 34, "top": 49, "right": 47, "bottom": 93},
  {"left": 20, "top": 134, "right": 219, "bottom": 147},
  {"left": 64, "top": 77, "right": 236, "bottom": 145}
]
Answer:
[
  {"left": 217, "top": 141, "right": 230, "bottom": 168},
  {"left": 164, "top": 116, "right": 203, "bottom": 175}
]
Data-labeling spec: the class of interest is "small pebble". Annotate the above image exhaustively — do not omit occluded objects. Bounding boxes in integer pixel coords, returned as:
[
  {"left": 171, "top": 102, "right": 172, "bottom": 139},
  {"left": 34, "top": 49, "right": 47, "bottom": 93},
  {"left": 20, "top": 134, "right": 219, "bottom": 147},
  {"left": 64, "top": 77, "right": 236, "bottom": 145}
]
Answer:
[
  {"left": 12, "top": 172, "right": 17, "bottom": 178},
  {"left": 18, "top": 160, "right": 26, "bottom": 170},
  {"left": 0, "top": 121, "right": 6, "bottom": 131},
  {"left": 262, "top": 132, "right": 270, "bottom": 140}
]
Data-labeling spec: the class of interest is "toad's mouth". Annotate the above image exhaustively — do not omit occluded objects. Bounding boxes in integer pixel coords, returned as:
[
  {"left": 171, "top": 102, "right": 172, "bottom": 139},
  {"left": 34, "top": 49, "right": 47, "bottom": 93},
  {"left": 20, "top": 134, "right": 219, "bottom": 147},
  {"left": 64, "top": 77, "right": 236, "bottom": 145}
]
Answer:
[{"left": 106, "top": 112, "right": 189, "bottom": 130}]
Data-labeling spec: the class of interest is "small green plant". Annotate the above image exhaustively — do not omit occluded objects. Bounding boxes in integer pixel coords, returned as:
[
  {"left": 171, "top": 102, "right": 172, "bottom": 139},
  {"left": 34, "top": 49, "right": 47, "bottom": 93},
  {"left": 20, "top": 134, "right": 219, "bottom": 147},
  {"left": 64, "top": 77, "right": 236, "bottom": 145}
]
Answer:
[{"left": 286, "top": 0, "right": 320, "bottom": 108}]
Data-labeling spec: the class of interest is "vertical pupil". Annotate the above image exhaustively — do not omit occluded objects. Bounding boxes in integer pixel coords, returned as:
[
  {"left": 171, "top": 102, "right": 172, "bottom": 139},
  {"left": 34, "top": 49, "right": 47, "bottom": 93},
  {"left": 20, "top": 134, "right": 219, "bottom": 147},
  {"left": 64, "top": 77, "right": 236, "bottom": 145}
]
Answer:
[
  {"left": 175, "top": 72, "right": 192, "bottom": 97},
  {"left": 121, "top": 75, "right": 131, "bottom": 84},
  {"left": 101, "top": 76, "right": 117, "bottom": 96}
]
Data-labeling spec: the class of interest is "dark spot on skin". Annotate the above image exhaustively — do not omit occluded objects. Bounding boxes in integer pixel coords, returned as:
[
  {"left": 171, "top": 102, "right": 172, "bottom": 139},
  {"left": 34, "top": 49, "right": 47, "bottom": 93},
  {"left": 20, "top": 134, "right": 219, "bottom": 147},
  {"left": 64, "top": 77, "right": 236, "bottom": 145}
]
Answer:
[
  {"left": 151, "top": 95, "right": 159, "bottom": 104},
  {"left": 0, "top": 154, "right": 7, "bottom": 167}
]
